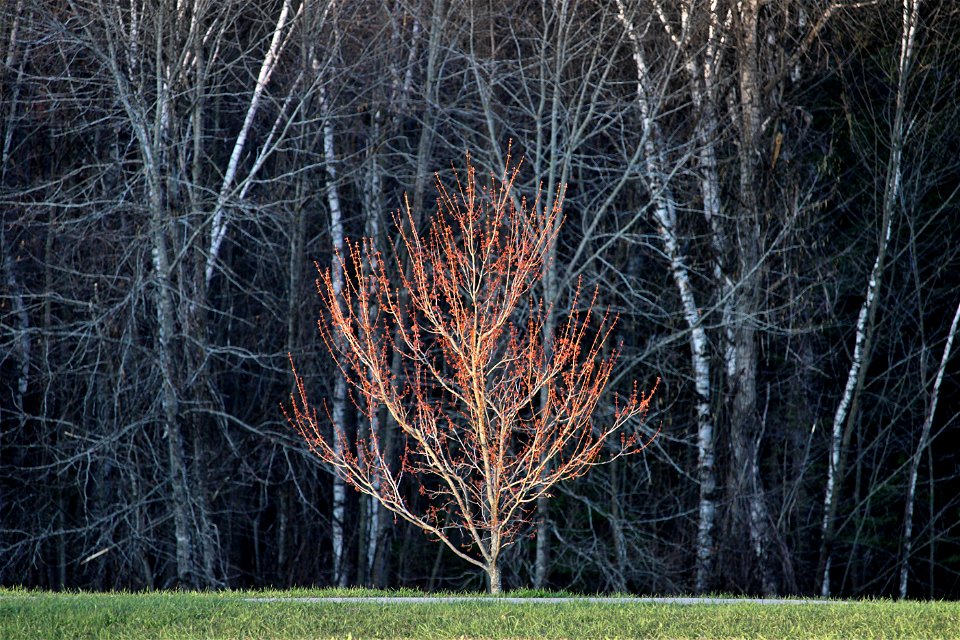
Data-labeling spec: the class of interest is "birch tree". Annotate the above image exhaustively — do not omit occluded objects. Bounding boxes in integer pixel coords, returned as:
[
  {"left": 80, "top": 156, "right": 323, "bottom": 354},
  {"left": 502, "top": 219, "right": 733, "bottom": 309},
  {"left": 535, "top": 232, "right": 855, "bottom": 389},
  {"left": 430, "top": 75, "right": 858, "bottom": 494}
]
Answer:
[
  {"left": 818, "top": 0, "right": 920, "bottom": 597},
  {"left": 898, "top": 300, "right": 960, "bottom": 598},
  {"left": 614, "top": 0, "right": 722, "bottom": 593}
]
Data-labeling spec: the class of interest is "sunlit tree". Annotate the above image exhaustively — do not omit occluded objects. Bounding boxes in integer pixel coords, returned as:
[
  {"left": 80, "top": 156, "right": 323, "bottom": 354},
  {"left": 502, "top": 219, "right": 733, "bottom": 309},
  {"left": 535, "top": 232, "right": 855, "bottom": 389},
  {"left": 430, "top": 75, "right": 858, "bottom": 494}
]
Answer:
[{"left": 286, "top": 155, "right": 657, "bottom": 593}]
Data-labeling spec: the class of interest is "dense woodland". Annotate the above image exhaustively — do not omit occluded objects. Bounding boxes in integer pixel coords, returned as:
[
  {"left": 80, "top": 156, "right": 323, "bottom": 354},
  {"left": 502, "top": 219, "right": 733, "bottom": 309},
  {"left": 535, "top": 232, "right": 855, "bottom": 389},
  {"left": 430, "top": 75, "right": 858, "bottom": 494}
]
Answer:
[{"left": 1, "top": 0, "right": 959, "bottom": 597}]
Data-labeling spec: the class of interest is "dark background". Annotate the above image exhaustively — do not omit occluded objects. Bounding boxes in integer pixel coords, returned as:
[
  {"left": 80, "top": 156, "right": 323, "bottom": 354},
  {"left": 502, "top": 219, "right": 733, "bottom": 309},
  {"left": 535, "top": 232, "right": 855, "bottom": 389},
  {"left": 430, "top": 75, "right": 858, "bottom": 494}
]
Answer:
[{"left": 2, "top": 0, "right": 959, "bottom": 597}]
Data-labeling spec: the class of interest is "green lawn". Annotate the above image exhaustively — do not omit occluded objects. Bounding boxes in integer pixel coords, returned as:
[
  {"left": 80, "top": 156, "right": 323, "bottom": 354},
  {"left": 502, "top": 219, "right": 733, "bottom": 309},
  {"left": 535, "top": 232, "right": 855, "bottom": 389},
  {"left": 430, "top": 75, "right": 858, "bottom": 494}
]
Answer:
[{"left": 2, "top": 588, "right": 958, "bottom": 639}]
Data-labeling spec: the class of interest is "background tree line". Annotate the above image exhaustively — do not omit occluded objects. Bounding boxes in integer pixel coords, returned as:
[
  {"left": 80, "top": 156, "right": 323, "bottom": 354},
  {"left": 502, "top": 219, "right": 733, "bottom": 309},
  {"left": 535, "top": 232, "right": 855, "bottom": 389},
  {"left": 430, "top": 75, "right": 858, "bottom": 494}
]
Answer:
[{"left": 1, "top": 0, "right": 959, "bottom": 597}]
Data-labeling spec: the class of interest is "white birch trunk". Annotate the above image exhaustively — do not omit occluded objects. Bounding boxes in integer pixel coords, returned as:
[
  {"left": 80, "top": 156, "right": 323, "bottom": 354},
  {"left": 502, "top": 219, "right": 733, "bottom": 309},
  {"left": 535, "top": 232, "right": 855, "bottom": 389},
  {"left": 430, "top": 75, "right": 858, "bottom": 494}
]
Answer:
[
  {"left": 319, "top": 81, "right": 349, "bottom": 587},
  {"left": 819, "top": 0, "right": 918, "bottom": 597},
  {"left": 656, "top": 193, "right": 717, "bottom": 596},
  {"left": 205, "top": 0, "right": 300, "bottom": 288},
  {"left": 690, "top": 0, "right": 725, "bottom": 592},
  {"left": 818, "top": 238, "right": 886, "bottom": 596},
  {"left": 616, "top": 0, "right": 718, "bottom": 593},
  {"left": 899, "top": 299, "right": 959, "bottom": 598}
]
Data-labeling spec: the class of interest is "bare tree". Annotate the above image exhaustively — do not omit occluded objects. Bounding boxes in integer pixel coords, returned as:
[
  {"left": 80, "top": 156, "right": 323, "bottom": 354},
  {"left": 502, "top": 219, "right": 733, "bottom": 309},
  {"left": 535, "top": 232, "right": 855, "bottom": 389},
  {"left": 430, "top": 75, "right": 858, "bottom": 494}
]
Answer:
[
  {"left": 818, "top": 0, "right": 920, "bottom": 597},
  {"left": 287, "top": 157, "right": 656, "bottom": 592},
  {"left": 899, "top": 299, "right": 960, "bottom": 597}
]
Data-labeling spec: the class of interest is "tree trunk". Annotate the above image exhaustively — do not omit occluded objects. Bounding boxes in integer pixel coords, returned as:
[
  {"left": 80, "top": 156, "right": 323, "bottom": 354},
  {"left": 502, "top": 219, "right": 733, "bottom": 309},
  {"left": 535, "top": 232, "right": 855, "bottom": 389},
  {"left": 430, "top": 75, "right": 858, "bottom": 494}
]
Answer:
[
  {"left": 328, "top": 215, "right": 349, "bottom": 588},
  {"left": 361, "top": 113, "right": 387, "bottom": 586},
  {"left": 535, "top": 218, "right": 559, "bottom": 591},
  {"left": 0, "top": 11, "right": 29, "bottom": 428},
  {"left": 900, "top": 299, "right": 959, "bottom": 598},
  {"left": 819, "top": 0, "right": 918, "bottom": 597},
  {"left": 410, "top": 0, "right": 445, "bottom": 218},
  {"left": 610, "top": 460, "right": 628, "bottom": 592},
  {"left": 204, "top": 0, "right": 296, "bottom": 289},
  {"left": 730, "top": 0, "right": 777, "bottom": 596},
  {"left": 615, "top": 0, "right": 719, "bottom": 593},
  {"left": 533, "top": 495, "right": 550, "bottom": 590},
  {"left": 149, "top": 184, "right": 196, "bottom": 588},
  {"left": 487, "top": 562, "right": 502, "bottom": 595},
  {"left": 1, "top": 228, "right": 29, "bottom": 422},
  {"left": 691, "top": 31, "right": 725, "bottom": 594},
  {"left": 817, "top": 230, "right": 888, "bottom": 597},
  {"left": 319, "top": 80, "right": 349, "bottom": 588}
]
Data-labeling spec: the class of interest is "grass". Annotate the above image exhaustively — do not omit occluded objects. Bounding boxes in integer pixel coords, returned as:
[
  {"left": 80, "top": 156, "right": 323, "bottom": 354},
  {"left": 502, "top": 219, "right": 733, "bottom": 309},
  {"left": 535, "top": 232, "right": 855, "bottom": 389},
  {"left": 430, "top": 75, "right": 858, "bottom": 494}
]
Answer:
[{"left": 2, "top": 588, "right": 959, "bottom": 639}]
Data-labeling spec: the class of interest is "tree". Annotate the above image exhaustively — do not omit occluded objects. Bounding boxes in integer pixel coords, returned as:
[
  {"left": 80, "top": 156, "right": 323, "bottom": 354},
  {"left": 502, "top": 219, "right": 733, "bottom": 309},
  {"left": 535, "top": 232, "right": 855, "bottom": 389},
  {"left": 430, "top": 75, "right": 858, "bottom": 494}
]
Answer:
[
  {"left": 613, "top": 0, "right": 718, "bottom": 593},
  {"left": 818, "top": 0, "right": 920, "bottom": 597},
  {"left": 461, "top": 0, "right": 649, "bottom": 588},
  {"left": 286, "top": 155, "right": 657, "bottom": 593}
]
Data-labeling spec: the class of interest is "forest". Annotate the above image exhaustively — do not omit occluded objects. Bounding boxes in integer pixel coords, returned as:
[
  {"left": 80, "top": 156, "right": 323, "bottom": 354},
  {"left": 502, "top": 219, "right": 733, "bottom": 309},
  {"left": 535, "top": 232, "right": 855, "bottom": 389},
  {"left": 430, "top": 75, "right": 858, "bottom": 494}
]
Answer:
[{"left": 1, "top": 0, "right": 959, "bottom": 598}]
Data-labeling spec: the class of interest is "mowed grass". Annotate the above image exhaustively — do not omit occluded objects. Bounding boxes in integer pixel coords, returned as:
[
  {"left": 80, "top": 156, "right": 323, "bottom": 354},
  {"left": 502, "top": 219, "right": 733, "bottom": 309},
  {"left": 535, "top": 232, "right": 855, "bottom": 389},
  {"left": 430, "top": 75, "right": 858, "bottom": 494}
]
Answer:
[{"left": 2, "top": 588, "right": 959, "bottom": 639}]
